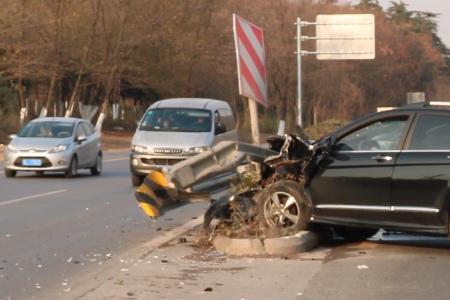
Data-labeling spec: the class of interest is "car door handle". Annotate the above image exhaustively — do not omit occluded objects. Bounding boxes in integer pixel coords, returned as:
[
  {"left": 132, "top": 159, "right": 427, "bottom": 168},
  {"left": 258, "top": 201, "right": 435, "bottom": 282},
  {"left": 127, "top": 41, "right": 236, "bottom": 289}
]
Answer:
[{"left": 371, "top": 155, "right": 393, "bottom": 162}]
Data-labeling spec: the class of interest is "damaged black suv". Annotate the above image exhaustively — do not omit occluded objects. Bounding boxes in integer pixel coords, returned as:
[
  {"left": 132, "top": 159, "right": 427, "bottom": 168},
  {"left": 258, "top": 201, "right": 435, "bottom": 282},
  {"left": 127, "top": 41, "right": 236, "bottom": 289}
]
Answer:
[{"left": 256, "top": 102, "right": 450, "bottom": 240}]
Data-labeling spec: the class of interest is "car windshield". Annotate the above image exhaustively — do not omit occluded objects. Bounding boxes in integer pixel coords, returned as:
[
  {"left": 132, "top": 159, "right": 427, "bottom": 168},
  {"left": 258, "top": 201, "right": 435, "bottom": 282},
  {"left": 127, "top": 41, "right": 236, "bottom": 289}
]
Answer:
[
  {"left": 139, "top": 108, "right": 212, "bottom": 132},
  {"left": 17, "top": 121, "right": 75, "bottom": 138}
]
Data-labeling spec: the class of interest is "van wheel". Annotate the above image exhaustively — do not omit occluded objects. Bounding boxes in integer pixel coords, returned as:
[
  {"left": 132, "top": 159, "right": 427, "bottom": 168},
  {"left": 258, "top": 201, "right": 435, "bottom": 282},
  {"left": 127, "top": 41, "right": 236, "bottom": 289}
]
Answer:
[
  {"left": 131, "top": 173, "right": 144, "bottom": 186},
  {"left": 65, "top": 156, "right": 78, "bottom": 178},
  {"left": 90, "top": 153, "right": 102, "bottom": 176},
  {"left": 5, "top": 169, "right": 16, "bottom": 178},
  {"left": 333, "top": 226, "right": 379, "bottom": 242}
]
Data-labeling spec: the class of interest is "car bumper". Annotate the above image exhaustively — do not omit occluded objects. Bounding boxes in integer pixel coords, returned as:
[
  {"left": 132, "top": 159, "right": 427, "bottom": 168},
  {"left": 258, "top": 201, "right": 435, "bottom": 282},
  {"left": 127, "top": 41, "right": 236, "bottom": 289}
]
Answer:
[
  {"left": 4, "top": 150, "right": 73, "bottom": 172},
  {"left": 129, "top": 152, "right": 193, "bottom": 175}
]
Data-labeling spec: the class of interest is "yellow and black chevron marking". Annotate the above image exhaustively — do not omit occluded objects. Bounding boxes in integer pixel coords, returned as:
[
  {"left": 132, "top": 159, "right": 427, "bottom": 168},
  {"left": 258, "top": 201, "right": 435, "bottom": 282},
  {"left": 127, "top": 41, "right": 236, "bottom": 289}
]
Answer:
[{"left": 135, "top": 171, "right": 175, "bottom": 218}]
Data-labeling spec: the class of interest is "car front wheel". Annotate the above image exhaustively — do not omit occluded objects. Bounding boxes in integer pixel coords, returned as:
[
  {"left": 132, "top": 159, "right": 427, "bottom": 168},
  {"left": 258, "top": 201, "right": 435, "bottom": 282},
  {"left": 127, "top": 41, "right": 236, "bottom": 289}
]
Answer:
[
  {"left": 65, "top": 156, "right": 78, "bottom": 178},
  {"left": 90, "top": 153, "right": 102, "bottom": 176},
  {"left": 5, "top": 169, "right": 16, "bottom": 178},
  {"left": 131, "top": 172, "right": 144, "bottom": 187},
  {"left": 258, "top": 180, "right": 311, "bottom": 234}
]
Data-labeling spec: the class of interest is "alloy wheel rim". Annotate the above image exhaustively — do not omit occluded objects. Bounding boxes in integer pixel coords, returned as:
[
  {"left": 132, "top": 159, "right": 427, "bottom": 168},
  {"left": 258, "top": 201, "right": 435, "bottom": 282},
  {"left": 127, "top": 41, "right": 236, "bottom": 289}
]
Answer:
[{"left": 263, "top": 191, "right": 300, "bottom": 228}]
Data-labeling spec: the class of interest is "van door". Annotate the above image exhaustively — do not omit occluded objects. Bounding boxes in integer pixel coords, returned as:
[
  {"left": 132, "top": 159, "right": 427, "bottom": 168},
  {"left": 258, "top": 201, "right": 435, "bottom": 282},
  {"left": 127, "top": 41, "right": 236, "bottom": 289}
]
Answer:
[{"left": 212, "top": 108, "right": 237, "bottom": 145}]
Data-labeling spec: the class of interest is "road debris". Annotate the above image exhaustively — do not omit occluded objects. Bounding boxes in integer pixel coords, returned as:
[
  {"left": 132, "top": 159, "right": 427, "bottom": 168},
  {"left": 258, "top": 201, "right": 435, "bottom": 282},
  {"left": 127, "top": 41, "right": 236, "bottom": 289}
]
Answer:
[{"left": 357, "top": 264, "right": 369, "bottom": 270}]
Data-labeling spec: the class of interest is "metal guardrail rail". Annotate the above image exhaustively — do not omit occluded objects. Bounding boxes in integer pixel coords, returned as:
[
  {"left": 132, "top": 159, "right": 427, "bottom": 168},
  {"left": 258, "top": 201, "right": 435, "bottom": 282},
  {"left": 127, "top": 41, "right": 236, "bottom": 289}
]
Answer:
[{"left": 167, "top": 141, "right": 278, "bottom": 190}]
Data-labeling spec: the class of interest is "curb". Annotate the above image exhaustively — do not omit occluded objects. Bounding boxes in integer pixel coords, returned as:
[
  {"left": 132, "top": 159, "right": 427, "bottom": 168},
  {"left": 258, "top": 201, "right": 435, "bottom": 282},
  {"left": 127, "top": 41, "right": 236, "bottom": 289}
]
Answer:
[{"left": 213, "top": 231, "right": 319, "bottom": 256}]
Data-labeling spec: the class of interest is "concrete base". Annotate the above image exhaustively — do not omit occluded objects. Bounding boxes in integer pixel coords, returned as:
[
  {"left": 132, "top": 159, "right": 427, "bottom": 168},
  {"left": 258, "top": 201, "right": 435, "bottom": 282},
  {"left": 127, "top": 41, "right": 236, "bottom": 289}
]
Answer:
[{"left": 213, "top": 231, "right": 319, "bottom": 256}]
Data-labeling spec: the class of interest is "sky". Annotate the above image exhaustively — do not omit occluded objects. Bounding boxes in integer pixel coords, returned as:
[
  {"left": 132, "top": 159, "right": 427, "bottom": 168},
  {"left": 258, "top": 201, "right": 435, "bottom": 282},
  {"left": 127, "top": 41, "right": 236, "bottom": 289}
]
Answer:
[{"left": 349, "top": 0, "right": 450, "bottom": 47}]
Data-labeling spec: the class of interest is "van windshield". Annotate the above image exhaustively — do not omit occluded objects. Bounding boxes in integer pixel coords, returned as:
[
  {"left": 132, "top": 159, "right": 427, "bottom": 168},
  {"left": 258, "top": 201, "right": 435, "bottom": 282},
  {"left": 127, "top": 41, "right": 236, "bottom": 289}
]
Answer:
[{"left": 139, "top": 108, "right": 212, "bottom": 132}]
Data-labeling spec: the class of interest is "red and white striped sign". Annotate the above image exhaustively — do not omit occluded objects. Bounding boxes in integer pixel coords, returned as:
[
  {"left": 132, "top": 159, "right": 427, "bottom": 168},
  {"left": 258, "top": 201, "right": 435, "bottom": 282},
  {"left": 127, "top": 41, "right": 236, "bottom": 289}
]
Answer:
[{"left": 233, "top": 14, "right": 268, "bottom": 107}]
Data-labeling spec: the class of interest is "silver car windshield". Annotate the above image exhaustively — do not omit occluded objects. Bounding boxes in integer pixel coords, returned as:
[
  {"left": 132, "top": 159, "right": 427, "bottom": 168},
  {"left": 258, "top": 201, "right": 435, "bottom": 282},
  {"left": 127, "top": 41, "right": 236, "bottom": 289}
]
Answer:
[
  {"left": 18, "top": 121, "right": 75, "bottom": 138},
  {"left": 140, "top": 108, "right": 212, "bottom": 132}
]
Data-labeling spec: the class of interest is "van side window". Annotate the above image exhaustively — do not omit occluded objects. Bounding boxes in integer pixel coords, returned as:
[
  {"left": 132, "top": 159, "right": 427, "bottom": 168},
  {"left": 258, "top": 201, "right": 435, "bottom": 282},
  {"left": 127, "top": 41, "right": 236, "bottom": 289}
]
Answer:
[{"left": 214, "top": 110, "right": 227, "bottom": 134}]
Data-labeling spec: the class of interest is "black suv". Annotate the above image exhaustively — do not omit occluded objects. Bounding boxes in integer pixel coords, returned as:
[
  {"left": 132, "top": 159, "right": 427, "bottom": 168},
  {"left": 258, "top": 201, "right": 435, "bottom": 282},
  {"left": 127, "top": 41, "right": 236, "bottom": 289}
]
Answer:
[{"left": 260, "top": 102, "right": 450, "bottom": 240}]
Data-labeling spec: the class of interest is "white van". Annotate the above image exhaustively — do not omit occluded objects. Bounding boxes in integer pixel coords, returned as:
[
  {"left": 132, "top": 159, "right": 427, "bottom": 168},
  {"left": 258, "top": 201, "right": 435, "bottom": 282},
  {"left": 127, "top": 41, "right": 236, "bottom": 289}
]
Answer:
[{"left": 130, "top": 98, "right": 237, "bottom": 186}]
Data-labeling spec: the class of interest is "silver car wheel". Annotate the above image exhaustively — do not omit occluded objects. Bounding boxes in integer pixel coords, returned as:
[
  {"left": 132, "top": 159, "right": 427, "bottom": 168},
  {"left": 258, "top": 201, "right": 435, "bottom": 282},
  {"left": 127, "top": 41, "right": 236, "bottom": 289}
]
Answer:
[{"left": 263, "top": 191, "right": 301, "bottom": 228}]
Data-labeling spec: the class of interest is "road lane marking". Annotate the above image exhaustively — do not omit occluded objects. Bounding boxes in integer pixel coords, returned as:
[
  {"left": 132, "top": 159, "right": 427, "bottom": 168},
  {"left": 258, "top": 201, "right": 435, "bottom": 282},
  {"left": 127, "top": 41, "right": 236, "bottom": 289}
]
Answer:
[
  {"left": 0, "top": 189, "right": 68, "bottom": 206},
  {"left": 103, "top": 157, "right": 128, "bottom": 162}
]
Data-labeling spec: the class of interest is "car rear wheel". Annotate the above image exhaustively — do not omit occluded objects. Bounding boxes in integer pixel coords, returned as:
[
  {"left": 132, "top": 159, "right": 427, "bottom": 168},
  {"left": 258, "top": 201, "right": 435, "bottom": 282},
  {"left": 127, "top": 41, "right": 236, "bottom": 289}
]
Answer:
[
  {"left": 90, "top": 153, "right": 102, "bottom": 176},
  {"left": 258, "top": 180, "right": 311, "bottom": 234},
  {"left": 333, "top": 226, "right": 379, "bottom": 242},
  {"left": 131, "top": 172, "right": 144, "bottom": 187},
  {"left": 65, "top": 156, "right": 78, "bottom": 178},
  {"left": 5, "top": 169, "right": 16, "bottom": 178}
]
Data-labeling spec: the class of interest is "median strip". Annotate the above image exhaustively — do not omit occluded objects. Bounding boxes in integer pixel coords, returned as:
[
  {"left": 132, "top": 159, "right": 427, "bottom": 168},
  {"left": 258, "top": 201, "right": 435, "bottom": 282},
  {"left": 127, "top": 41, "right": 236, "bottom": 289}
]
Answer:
[{"left": 0, "top": 189, "right": 68, "bottom": 206}]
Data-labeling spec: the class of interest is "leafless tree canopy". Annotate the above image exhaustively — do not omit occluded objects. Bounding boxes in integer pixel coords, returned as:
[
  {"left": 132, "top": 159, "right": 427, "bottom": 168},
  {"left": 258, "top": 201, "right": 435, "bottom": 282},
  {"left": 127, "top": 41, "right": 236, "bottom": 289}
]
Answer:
[{"left": 0, "top": 0, "right": 448, "bottom": 131}]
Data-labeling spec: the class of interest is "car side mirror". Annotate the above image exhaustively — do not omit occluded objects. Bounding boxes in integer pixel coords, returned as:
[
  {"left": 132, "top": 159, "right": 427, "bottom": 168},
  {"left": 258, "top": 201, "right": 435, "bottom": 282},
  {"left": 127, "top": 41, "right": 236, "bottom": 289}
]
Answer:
[
  {"left": 8, "top": 134, "right": 17, "bottom": 139},
  {"left": 76, "top": 135, "right": 87, "bottom": 143},
  {"left": 327, "top": 134, "right": 337, "bottom": 153},
  {"left": 215, "top": 123, "right": 226, "bottom": 135}
]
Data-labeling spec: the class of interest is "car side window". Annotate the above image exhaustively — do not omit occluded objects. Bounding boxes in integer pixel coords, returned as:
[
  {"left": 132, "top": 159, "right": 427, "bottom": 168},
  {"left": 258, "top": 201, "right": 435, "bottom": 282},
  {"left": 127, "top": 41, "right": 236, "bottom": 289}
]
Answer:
[
  {"left": 76, "top": 123, "right": 87, "bottom": 138},
  {"left": 81, "top": 122, "right": 94, "bottom": 136},
  {"left": 335, "top": 117, "right": 408, "bottom": 151},
  {"left": 409, "top": 115, "right": 450, "bottom": 150}
]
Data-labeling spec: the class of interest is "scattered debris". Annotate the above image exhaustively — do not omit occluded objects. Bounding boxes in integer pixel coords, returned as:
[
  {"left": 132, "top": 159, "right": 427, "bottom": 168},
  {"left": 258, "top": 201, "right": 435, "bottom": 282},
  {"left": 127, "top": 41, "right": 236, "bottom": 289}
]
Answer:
[{"left": 357, "top": 265, "right": 369, "bottom": 270}]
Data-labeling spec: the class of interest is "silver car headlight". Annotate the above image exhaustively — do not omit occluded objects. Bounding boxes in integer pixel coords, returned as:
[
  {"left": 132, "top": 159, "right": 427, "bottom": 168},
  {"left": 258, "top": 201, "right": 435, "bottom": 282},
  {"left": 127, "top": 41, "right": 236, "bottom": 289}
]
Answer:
[
  {"left": 132, "top": 144, "right": 150, "bottom": 154},
  {"left": 186, "top": 146, "right": 209, "bottom": 154},
  {"left": 49, "top": 144, "right": 69, "bottom": 153}
]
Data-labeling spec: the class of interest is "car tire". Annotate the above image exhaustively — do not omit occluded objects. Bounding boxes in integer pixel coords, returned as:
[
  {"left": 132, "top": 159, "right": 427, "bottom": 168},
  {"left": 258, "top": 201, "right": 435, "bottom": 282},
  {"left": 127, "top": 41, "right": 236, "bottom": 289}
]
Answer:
[
  {"left": 90, "top": 153, "right": 102, "bottom": 176},
  {"left": 131, "top": 172, "right": 144, "bottom": 187},
  {"left": 257, "top": 180, "right": 311, "bottom": 234},
  {"left": 65, "top": 156, "right": 78, "bottom": 178},
  {"left": 5, "top": 169, "right": 16, "bottom": 178},
  {"left": 333, "top": 226, "right": 379, "bottom": 242}
]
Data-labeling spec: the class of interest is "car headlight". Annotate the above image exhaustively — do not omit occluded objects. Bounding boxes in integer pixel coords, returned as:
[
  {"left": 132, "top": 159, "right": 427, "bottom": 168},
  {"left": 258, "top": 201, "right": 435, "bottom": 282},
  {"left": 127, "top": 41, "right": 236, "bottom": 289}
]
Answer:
[
  {"left": 6, "top": 145, "right": 17, "bottom": 153},
  {"left": 49, "top": 144, "right": 69, "bottom": 153},
  {"left": 131, "top": 145, "right": 150, "bottom": 154},
  {"left": 186, "top": 146, "right": 209, "bottom": 154}
]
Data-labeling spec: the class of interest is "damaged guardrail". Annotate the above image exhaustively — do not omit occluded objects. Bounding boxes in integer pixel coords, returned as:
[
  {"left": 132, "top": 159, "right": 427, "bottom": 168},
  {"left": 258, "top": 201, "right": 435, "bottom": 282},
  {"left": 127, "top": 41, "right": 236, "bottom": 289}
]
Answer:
[{"left": 135, "top": 141, "right": 278, "bottom": 218}]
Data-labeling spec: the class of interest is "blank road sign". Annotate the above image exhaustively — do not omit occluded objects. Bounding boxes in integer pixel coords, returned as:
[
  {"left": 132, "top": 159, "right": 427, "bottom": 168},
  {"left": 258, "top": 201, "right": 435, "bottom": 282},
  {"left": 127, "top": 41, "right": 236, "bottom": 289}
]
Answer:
[{"left": 316, "top": 14, "right": 375, "bottom": 60}]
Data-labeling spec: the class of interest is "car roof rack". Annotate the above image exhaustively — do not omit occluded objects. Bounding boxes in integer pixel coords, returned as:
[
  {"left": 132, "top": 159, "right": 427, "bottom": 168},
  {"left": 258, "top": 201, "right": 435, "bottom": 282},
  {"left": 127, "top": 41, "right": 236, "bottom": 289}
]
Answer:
[{"left": 402, "top": 101, "right": 450, "bottom": 108}]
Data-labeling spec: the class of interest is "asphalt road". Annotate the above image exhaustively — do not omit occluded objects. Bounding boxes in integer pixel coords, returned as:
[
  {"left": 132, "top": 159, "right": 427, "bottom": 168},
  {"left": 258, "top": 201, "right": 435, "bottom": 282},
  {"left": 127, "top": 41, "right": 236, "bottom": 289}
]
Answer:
[
  {"left": 2, "top": 151, "right": 450, "bottom": 300},
  {"left": 0, "top": 151, "right": 208, "bottom": 300}
]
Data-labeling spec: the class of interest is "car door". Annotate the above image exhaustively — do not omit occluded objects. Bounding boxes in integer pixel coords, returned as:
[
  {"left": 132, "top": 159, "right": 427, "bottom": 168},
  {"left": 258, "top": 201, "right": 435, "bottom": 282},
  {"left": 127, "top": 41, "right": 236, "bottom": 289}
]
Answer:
[
  {"left": 74, "top": 122, "right": 89, "bottom": 167},
  {"left": 390, "top": 112, "right": 450, "bottom": 232},
  {"left": 309, "top": 114, "right": 413, "bottom": 226},
  {"left": 81, "top": 122, "right": 98, "bottom": 166}
]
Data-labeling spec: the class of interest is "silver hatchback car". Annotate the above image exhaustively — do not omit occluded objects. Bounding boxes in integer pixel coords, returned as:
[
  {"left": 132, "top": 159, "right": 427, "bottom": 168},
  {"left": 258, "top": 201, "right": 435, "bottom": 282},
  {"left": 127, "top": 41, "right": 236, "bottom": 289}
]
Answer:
[{"left": 4, "top": 117, "right": 102, "bottom": 178}]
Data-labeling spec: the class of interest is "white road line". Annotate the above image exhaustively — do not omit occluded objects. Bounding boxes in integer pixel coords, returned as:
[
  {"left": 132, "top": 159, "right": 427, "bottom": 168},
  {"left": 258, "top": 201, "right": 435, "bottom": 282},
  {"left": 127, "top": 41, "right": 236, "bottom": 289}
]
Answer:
[
  {"left": 103, "top": 157, "right": 128, "bottom": 162},
  {"left": 0, "top": 189, "right": 68, "bottom": 206}
]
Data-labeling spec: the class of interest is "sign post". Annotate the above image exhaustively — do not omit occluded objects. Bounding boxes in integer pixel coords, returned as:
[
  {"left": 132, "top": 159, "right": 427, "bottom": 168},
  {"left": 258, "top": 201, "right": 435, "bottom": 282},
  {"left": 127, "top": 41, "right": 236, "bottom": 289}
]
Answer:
[
  {"left": 296, "top": 14, "right": 376, "bottom": 127},
  {"left": 233, "top": 14, "right": 268, "bottom": 145}
]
